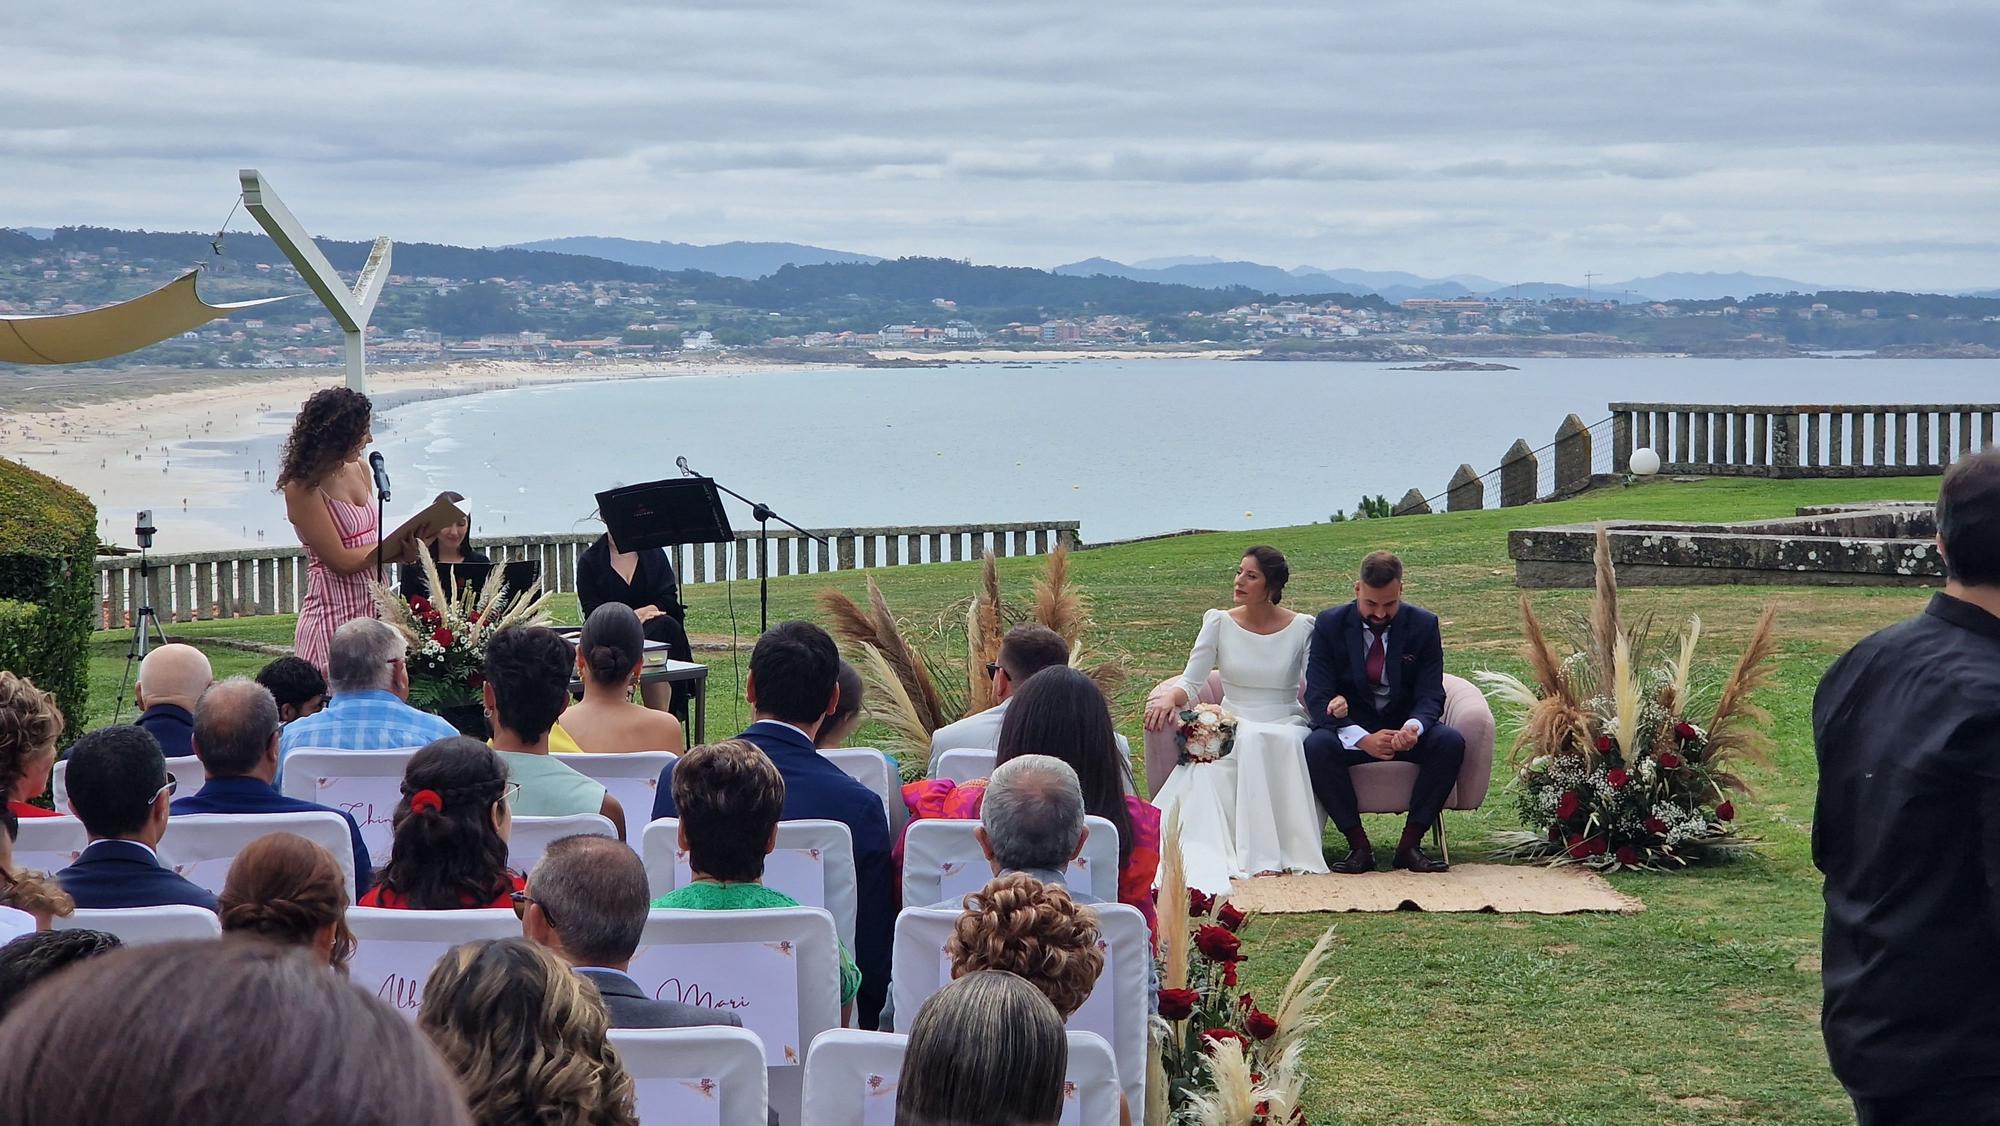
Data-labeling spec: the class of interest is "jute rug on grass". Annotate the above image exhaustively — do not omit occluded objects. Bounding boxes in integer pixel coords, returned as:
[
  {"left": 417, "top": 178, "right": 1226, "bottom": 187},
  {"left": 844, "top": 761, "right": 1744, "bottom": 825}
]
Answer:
[{"left": 1226, "top": 864, "right": 1643, "bottom": 915}]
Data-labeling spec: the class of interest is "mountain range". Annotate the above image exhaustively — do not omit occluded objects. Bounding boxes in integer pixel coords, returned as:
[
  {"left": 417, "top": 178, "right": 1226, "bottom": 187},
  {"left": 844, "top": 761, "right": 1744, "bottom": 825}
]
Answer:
[
  {"left": 505, "top": 236, "right": 878, "bottom": 278},
  {"left": 1051, "top": 259, "right": 1846, "bottom": 303}
]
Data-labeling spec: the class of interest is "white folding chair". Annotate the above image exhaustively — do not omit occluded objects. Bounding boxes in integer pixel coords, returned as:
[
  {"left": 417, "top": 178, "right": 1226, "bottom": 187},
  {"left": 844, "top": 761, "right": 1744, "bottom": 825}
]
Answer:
[
  {"left": 0, "top": 906, "right": 33, "bottom": 945},
  {"left": 931, "top": 748, "right": 996, "bottom": 783},
  {"left": 10, "top": 816, "right": 89, "bottom": 877},
  {"left": 891, "top": 903, "right": 1148, "bottom": 1111},
  {"left": 552, "top": 751, "right": 675, "bottom": 830},
  {"left": 801, "top": 1028, "right": 1120, "bottom": 1126},
  {"left": 901, "top": 815, "right": 1120, "bottom": 908},
  {"left": 278, "top": 750, "right": 419, "bottom": 864},
  {"left": 52, "top": 754, "right": 203, "bottom": 814},
  {"left": 818, "top": 749, "right": 899, "bottom": 829},
  {"left": 159, "top": 811, "right": 358, "bottom": 897},
  {"left": 509, "top": 813, "right": 619, "bottom": 872},
  {"left": 611, "top": 1026, "right": 770, "bottom": 1126},
  {"left": 56, "top": 904, "right": 221, "bottom": 944},
  {"left": 643, "top": 818, "right": 858, "bottom": 952},
  {"left": 345, "top": 906, "right": 522, "bottom": 1020},
  {"left": 629, "top": 907, "right": 841, "bottom": 1126}
]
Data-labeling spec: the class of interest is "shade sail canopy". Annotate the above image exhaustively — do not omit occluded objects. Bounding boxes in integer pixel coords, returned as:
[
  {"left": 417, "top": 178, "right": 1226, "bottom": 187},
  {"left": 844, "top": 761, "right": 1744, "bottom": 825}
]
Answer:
[{"left": 0, "top": 270, "right": 296, "bottom": 364}]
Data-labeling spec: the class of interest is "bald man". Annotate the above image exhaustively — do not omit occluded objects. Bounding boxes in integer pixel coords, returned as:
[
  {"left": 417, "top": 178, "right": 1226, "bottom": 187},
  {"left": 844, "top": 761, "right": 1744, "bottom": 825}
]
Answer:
[{"left": 133, "top": 644, "right": 213, "bottom": 759}]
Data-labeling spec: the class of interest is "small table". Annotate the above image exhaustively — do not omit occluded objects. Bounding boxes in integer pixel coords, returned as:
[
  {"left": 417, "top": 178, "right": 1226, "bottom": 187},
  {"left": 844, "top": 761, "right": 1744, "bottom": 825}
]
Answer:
[{"left": 557, "top": 631, "right": 710, "bottom": 744}]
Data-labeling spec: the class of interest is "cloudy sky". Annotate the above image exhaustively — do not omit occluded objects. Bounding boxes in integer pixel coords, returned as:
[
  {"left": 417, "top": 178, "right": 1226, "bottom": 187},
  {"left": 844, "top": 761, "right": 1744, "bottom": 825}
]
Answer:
[{"left": 6, "top": 1, "right": 1997, "bottom": 290}]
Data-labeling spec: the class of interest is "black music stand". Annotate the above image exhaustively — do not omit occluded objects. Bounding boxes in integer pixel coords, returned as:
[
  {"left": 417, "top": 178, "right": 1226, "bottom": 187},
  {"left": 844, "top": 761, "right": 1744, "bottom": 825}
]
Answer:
[{"left": 596, "top": 478, "right": 736, "bottom": 554}]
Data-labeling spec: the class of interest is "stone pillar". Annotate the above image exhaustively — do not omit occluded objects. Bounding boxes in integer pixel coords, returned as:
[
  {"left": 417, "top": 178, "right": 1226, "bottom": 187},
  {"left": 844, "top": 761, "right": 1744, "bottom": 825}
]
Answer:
[
  {"left": 1554, "top": 414, "right": 1593, "bottom": 495},
  {"left": 1691, "top": 412, "right": 1711, "bottom": 467},
  {"left": 1775, "top": 412, "right": 1800, "bottom": 468},
  {"left": 1500, "top": 439, "right": 1539, "bottom": 507},
  {"left": 1612, "top": 410, "right": 1632, "bottom": 473},
  {"left": 1392, "top": 488, "right": 1432, "bottom": 516},
  {"left": 1446, "top": 464, "right": 1484, "bottom": 512}
]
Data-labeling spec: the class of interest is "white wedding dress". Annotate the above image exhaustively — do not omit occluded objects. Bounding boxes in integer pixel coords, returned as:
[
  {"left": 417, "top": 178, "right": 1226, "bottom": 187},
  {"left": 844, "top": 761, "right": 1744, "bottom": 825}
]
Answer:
[{"left": 1151, "top": 608, "right": 1330, "bottom": 894}]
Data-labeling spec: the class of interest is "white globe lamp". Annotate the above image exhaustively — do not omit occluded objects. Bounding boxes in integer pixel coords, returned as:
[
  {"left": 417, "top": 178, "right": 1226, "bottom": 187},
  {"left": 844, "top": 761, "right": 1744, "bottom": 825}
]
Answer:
[{"left": 1629, "top": 447, "right": 1662, "bottom": 476}]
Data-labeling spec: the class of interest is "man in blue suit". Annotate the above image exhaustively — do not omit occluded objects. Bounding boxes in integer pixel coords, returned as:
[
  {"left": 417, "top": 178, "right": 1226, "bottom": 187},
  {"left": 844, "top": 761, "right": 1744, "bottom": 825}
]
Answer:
[
  {"left": 1303, "top": 551, "right": 1464, "bottom": 875},
  {"left": 56, "top": 726, "right": 218, "bottom": 912},
  {"left": 132, "top": 643, "right": 211, "bottom": 760},
  {"left": 170, "top": 678, "right": 373, "bottom": 896},
  {"left": 652, "top": 620, "right": 895, "bottom": 1028}
]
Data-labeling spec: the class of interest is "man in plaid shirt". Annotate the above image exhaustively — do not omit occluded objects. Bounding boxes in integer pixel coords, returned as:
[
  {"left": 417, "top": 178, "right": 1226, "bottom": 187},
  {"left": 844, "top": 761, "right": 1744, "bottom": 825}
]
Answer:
[{"left": 278, "top": 618, "right": 459, "bottom": 782}]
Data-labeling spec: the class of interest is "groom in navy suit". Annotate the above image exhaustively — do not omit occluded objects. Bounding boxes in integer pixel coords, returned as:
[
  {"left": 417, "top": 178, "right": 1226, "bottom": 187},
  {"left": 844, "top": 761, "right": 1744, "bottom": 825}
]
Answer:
[{"left": 1303, "top": 551, "right": 1464, "bottom": 874}]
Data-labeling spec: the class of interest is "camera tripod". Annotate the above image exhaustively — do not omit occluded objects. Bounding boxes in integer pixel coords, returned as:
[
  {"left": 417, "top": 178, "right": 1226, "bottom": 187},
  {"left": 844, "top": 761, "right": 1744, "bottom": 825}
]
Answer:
[{"left": 112, "top": 540, "right": 169, "bottom": 722}]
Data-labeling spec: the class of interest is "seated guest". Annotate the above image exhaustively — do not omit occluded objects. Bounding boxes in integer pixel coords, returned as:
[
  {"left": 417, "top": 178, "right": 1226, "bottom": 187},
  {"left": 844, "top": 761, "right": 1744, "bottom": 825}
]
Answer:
[
  {"left": 419, "top": 937, "right": 638, "bottom": 1126},
  {"left": 520, "top": 833, "right": 740, "bottom": 1029},
  {"left": 651, "top": 621, "right": 893, "bottom": 1028},
  {"left": 0, "top": 807, "right": 75, "bottom": 930},
  {"left": 132, "top": 642, "right": 212, "bottom": 759},
  {"left": 218, "top": 832, "right": 356, "bottom": 976},
  {"left": 172, "top": 678, "right": 373, "bottom": 895},
  {"left": 358, "top": 737, "right": 522, "bottom": 910},
  {"left": 0, "top": 671, "right": 63, "bottom": 820},
  {"left": 815, "top": 660, "right": 867, "bottom": 749},
  {"left": 554, "top": 604, "right": 686, "bottom": 755},
  {"left": 255, "top": 656, "right": 327, "bottom": 725},
  {"left": 399, "top": 490, "right": 489, "bottom": 601},
  {"left": 650, "top": 740, "right": 862, "bottom": 1016},
  {"left": 277, "top": 618, "right": 460, "bottom": 776},
  {"left": 55, "top": 727, "right": 217, "bottom": 911},
  {"left": 484, "top": 626, "right": 626, "bottom": 837},
  {"left": 906, "top": 667, "right": 1160, "bottom": 936},
  {"left": 896, "top": 970, "right": 1068, "bottom": 1126},
  {"left": 928, "top": 624, "right": 1133, "bottom": 772},
  {"left": 0, "top": 939, "right": 473, "bottom": 1126},
  {"left": 577, "top": 527, "right": 693, "bottom": 719},
  {"left": 949, "top": 873, "right": 1105, "bottom": 1019},
  {"left": 0, "top": 929, "right": 120, "bottom": 1020},
  {"left": 946, "top": 755, "right": 1100, "bottom": 907}
]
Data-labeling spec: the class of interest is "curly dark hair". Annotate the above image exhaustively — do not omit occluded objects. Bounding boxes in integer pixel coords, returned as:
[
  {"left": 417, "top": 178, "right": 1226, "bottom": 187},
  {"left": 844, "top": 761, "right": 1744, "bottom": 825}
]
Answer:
[
  {"left": 276, "top": 387, "right": 372, "bottom": 490},
  {"left": 375, "top": 737, "right": 514, "bottom": 909},
  {"left": 947, "top": 873, "right": 1104, "bottom": 1018}
]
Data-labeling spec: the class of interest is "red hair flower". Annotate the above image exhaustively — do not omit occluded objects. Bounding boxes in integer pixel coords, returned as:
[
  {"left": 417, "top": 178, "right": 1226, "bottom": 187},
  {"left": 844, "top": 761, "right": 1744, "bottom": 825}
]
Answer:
[
  {"left": 1715, "top": 801, "right": 1735, "bottom": 822},
  {"left": 1157, "top": 988, "right": 1198, "bottom": 1020},
  {"left": 1605, "top": 768, "right": 1628, "bottom": 790},
  {"left": 1217, "top": 902, "right": 1248, "bottom": 932},
  {"left": 1195, "top": 924, "right": 1243, "bottom": 963},
  {"left": 1657, "top": 751, "right": 1683, "bottom": 769},
  {"left": 409, "top": 789, "right": 444, "bottom": 815}
]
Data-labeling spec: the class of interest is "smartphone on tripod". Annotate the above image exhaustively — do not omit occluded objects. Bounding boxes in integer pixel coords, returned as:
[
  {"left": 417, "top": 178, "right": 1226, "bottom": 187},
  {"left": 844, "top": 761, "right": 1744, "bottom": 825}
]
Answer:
[{"left": 113, "top": 510, "right": 169, "bottom": 721}]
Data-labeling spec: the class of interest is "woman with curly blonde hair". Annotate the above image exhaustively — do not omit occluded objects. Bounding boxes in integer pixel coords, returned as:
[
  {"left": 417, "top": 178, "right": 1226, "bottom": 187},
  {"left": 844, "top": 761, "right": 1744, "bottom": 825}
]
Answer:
[
  {"left": 0, "top": 671, "right": 63, "bottom": 821},
  {"left": 217, "top": 832, "right": 356, "bottom": 975},
  {"left": 418, "top": 937, "right": 637, "bottom": 1126},
  {"left": 947, "top": 872, "right": 1105, "bottom": 1019}
]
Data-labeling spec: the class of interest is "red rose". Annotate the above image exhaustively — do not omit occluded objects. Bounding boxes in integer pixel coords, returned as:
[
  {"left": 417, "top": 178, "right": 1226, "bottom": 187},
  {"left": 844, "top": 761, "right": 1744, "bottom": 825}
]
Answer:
[
  {"left": 1658, "top": 752, "right": 1683, "bottom": 769},
  {"left": 1593, "top": 735, "right": 1613, "bottom": 753},
  {"left": 1715, "top": 801, "right": 1735, "bottom": 822},
  {"left": 1201, "top": 1028, "right": 1248, "bottom": 1054},
  {"left": 1674, "top": 721, "right": 1698, "bottom": 741},
  {"left": 1195, "top": 924, "right": 1242, "bottom": 963},
  {"left": 1555, "top": 791, "right": 1581, "bottom": 820},
  {"left": 1188, "top": 889, "right": 1215, "bottom": 918},
  {"left": 1217, "top": 902, "right": 1248, "bottom": 932},
  {"left": 1615, "top": 846, "right": 1640, "bottom": 866},
  {"left": 1223, "top": 962, "right": 1238, "bottom": 987},
  {"left": 1244, "top": 1009, "right": 1279, "bottom": 1040},
  {"left": 432, "top": 627, "right": 455, "bottom": 647},
  {"left": 1156, "top": 988, "right": 1199, "bottom": 1020},
  {"left": 1606, "top": 768, "right": 1629, "bottom": 789},
  {"left": 469, "top": 610, "right": 483, "bottom": 624},
  {"left": 410, "top": 596, "right": 432, "bottom": 613},
  {"left": 467, "top": 672, "right": 485, "bottom": 689},
  {"left": 1565, "top": 834, "right": 1590, "bottom": 858},
  {"left": 1643, "top": 816, "right": 1668, "bottom": 835}
]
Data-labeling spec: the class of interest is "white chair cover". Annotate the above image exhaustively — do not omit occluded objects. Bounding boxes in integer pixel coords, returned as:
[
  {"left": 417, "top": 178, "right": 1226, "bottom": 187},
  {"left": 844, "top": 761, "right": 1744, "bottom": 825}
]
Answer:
[
  {"left": 10, "top": 816, "right": 89, "bottom": 877},
  {"left": 611, "top": 1026, "right": 770, "bottom": 1126},
  {"left": 642, "top": 818, "right": 858, "bottom": 952},
  {"left": 159, "top": 811, "right": 358, "bottom": 897},
  {"left": 0, "top": 906, "right": 33, "bottom": 945},
  {"left": 817, "top": 749, "right": 899, "bottom": 829},
  {"left": 56, "top": 904, "right": 221, "bottom": 944},
  {"left": 344, "top": 906, "right": 522, "bottom": 1020},
  {"left": 930, "top": 748, "right": 995, "bottom": 783},
  {"left": 508, "top": 813, "right": 619, "bottom": 873},
  {"left": 890, "top": 903, "right": 1148, "bottom": 1111},
  {"left": 552, "top": 751, "right": 675, "bottom": 831},
  {"left": 901, "top": 815, "right": 1119, "bottom": 908},
  {"left": 629, "top": 907, "right": 842, "bottom": 1126},
  {"left": 278, "top": 749, "right": 420, "bottom": 864},
  {"left": 52, "top": 754, "right": 203, "bottom": 814},
  {"left": 800, "top": 1028, "right": 1120, "bottom": 1126}
]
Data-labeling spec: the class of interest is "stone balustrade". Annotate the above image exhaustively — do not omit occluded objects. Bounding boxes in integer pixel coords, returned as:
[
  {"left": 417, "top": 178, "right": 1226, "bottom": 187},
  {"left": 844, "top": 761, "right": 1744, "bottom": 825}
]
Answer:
[
  {"left": 1610, "top": 402, "right": 1999, "bottom": 478},
  {"left": 96, "top": 520, "right": 1081, "bottom": 626}
]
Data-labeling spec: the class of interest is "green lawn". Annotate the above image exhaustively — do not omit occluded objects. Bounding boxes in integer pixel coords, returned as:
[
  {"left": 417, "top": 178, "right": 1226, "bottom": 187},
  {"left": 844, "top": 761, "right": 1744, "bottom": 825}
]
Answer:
[{"left": 87, "top": 474, "right": 1940, "bottom": 1123}]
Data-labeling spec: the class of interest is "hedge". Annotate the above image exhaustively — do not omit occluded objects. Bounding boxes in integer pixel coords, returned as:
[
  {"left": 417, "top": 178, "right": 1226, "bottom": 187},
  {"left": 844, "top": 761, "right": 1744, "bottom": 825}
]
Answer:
[{"left": 0, "top": 457, "right": 97, "bottom": 746}]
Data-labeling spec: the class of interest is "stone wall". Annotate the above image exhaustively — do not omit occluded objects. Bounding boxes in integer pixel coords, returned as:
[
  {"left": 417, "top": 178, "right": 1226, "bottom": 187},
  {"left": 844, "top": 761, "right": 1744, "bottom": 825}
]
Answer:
[{"left": 1509, "top": 504, "right": 1943, "bottom": 588}]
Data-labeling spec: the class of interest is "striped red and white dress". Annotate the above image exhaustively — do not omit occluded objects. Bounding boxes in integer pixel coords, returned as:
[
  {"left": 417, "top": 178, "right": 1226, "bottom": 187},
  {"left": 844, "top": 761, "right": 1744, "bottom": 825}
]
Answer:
[{"left": 293, "top": 492, "right": 380, "bottom": 672}]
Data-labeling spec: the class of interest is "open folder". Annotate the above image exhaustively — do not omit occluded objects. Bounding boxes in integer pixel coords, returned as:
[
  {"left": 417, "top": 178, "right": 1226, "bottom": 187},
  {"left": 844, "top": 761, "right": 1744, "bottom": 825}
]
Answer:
[{"left": 383, "top": 494, "right": 471, "bottom": 551}]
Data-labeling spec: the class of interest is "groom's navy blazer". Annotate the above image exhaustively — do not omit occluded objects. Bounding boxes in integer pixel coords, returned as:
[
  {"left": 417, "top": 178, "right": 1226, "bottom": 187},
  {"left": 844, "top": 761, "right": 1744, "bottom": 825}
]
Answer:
[{"left": 1304, "top": 601, "right": 1448, "bottom": 734}]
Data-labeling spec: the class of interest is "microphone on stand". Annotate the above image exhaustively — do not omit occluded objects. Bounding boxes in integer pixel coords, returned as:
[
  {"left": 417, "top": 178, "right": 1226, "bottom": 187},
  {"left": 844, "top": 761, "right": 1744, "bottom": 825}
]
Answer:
[
  {"left": 676, "top": 456, "right": 693, "bottom": 478},
  {"left": 368, "top": 451, "right": 392, "bottom": 502}
]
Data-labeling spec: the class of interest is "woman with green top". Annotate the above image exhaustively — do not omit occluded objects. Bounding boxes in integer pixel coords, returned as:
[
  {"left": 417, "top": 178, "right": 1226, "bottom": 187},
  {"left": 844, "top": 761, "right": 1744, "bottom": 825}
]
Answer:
[
  {"left": 483, "top": 626, "right": 627, "bottom": 839},
  {"left": 651, "top": 739, "right": 862, "bottom": 1019}
]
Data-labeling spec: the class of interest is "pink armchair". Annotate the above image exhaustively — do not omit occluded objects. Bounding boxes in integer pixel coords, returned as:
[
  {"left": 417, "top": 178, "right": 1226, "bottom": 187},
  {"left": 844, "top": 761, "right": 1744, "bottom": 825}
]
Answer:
[{"left": 1142, "top": 671, "right": 1495, "bottom": 859}]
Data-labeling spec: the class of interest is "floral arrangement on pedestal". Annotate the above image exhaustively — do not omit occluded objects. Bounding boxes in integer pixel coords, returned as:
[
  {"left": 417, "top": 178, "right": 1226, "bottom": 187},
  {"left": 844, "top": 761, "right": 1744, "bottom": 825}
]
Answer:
[
  {"left": 1146, "top": 809, "right": 1337, "bottom": 1126},
  {"left": 1477, "top": 526, "right": 1778, "bottom": 871},
  {"left": 370, "top": 551, "right": 553, "bottom": 715},
  {"left": 1174, "top": 703, "right": 1239, "bottom": 765}
]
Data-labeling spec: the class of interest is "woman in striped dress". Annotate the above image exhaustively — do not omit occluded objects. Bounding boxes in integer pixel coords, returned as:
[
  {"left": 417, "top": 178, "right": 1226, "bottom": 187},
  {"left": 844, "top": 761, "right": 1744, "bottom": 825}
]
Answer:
[{"left": 279, "top": 388, "right": 425, "bottom": 671}]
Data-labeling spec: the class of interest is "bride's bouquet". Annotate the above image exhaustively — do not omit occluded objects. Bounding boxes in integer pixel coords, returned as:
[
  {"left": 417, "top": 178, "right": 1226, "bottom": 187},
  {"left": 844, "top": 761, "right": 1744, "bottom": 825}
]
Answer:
[{"left": 1174, "top": 703, "right": 1239, "bottom": 766}]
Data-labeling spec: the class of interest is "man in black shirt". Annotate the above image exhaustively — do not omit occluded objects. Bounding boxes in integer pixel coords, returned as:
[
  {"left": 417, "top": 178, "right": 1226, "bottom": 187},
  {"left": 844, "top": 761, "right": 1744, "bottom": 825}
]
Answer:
[{"left": 1814, "top": 448, "right": 2000, "bottom": 1124}]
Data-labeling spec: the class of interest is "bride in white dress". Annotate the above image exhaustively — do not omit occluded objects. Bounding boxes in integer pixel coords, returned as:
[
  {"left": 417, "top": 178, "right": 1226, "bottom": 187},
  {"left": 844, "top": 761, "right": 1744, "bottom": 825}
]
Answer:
[{"left": 1144, "top": 546, "right": 1332, "bottom": 894}]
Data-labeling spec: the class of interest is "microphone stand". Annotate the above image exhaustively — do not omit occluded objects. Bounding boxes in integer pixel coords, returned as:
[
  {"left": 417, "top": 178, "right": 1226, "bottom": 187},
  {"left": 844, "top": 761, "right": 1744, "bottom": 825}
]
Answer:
[
  {"left": 373, "top": 469, "right": 391, "bottom": 584},
  {"left": 684, "top": 463, "right": 828, "bottom": 633}
]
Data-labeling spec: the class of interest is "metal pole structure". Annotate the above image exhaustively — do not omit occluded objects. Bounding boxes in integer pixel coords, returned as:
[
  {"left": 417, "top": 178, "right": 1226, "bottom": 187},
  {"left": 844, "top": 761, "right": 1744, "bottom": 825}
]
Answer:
[{"left": 238, "top": 169, "right": 392, "bottom": 394}]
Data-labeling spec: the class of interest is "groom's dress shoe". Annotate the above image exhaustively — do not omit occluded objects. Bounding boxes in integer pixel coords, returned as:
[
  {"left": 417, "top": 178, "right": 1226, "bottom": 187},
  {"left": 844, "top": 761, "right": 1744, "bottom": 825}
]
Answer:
[
  {"left": 1330, "top": 847, "right": 1376, "bottom": 874},
  {"left": 1393, "top": 846, "right": 1449, "bottom": 873}
]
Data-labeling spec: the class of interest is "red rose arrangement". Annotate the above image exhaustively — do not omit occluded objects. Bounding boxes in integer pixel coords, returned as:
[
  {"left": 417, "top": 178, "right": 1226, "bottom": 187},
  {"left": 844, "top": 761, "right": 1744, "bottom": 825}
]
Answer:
[{"left": 371, "top": 555, "right": 552, "bottom": 714}]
